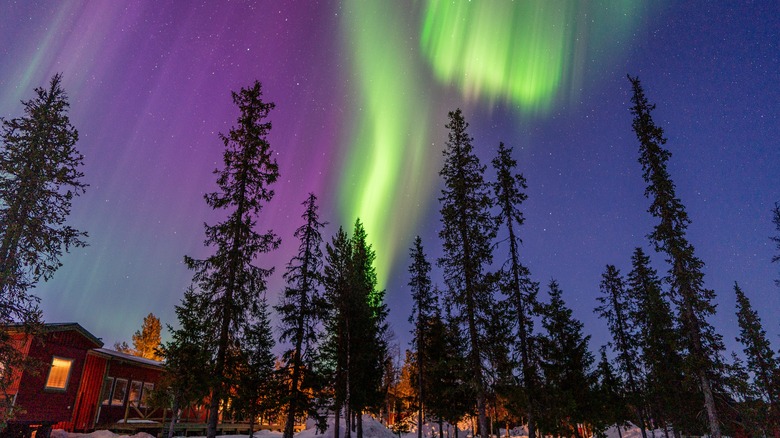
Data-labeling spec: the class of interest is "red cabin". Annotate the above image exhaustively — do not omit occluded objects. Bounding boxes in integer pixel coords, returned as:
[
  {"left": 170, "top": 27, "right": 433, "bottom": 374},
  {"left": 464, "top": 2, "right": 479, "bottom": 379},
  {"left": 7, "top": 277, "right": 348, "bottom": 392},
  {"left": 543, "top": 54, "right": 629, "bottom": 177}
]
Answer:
[{"left": 3, "top": 323, "right": 164, "bottom": 434}]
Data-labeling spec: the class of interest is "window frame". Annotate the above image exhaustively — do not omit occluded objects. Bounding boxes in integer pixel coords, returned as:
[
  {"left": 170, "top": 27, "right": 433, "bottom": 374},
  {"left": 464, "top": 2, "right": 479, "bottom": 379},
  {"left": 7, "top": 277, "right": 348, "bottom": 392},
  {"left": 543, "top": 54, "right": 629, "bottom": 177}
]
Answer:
[
  {"left": 44, "top": 356, "right": 74, "bottom": 392},
  {"left": 111, "top": 378, "right": 129, "bottom": 406},
  {"left": 100, "top": 377, "right": 115, "bottom": 406},
  {"left": 128, "top": 380, "right": 143, "bottom": 407},
  {"left": 140, "top": 382, "right": 154, "bottom": 407}
]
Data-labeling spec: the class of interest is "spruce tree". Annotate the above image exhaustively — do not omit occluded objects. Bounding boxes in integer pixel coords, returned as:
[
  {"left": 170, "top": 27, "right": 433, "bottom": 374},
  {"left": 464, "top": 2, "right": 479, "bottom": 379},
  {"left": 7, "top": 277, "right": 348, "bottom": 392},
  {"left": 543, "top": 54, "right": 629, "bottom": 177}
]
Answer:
[
  {"left": 323, "top": 222, "right": 388, "bottom": 438},
  {"left": 234, "top": 298, "right": 278, "bottom": 438},
  {"left": 0, "top": 74, "right": 85, "bottom": 423},
  {"left": 323, "top": 227, "right": 352, "bottom": 438},
  {"left": 0, "top": 73, "right": 87, "bottom": 296},
  {"left": 734, "top": 282, "right": 779, "bottom": 429},
  {"left": 435, "top": 302, "right": 472, "bottom": 435},
  {"left": 438, "top": 108, "right": 497, "bottom": 438},
  {"left": 595, "top": 265, "right": 647, "bottom": 438},
  {"left": 593, "top": 347, "right": 630, "bottom": 438},
  {"left": 626, "top": 247, "right": 689, "bottom": 434},
  {"left": 491, "top": 141, "right": 539, "bottom": 438},
  {"left": 277, "top": 193, "right": 327, "bottom": 438},
  {"left": 183, "top": 80, "right": 280, "bottom": 438},
  {"left": 349, "top": 219, "right": 388, "bottom": 438},
  {"left": 628, "top": 76, "right": 724, "bottom": 438},
  {"left": 407, "top": 236, "right": 436, "bottom": 438},
  {"left": 158, "top": 286, "right": 214, "bottom": 438},
  {"left": 536, "top": 280, "right": 595, "bottom": 438}
]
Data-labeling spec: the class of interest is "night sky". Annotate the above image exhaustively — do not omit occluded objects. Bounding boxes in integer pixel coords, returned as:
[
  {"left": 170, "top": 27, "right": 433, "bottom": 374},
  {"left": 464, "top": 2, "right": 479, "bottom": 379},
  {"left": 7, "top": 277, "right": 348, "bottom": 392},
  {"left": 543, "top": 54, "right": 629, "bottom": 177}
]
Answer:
[{"left": 2, "top": 1, "right": 778, "bottom": 357}]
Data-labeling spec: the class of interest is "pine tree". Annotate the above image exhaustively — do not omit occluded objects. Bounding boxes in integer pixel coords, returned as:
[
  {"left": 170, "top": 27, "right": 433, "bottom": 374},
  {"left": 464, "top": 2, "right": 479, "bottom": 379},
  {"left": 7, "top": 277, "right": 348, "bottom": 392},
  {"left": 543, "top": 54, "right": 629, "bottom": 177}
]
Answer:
[
  {"left": 158, "top": 286, "right": 214, "bottom": 438},
  {"left": 277, "top": 193, "right": 327, "bottom": 438},
  {"left": 323, "top": 227, "right": 352, "bottom": 438},
  {"left": 433, "top": 302, "right": 472, "bottom": 434},
  {"left": 323, "top": 222, "right": 388, "bottom": 438},
  {"left": 595, "top": 265, "right": 647, "bottom": 438},
  {"left": 183, "top": 80, "right": 280, "bottom": 438},
  {"left": 0, "top": 74, "right": 85, "bottom": 424},
  {"left": 437, "top": 108, "right": 497, "bottom": 438},
  {"left": 233, "top": 298, "right": 278, "bottom": 438},
  {"left": 0, "top": 73, "right": 87, "bottom": 296},
  {"left": 734, "top": 282, "right": 779, "bottom": 429},
  {"left": 772, "top": 203, "right": 780, "bottom": 287},
  {"left": 407, "top": 236, "right": 436, "bottom": 438},
  {"left": 628, "top": 75, "right": 724, "bottom": 438},
  {"left": 536, "top": 280, "right": 595, "bottom": 438},
  {"left": 491, "top": 141, "right": 539, "bottom": 438},
  {"left": 627, "top": 248, "right": 689, "bottom": 434},
  {"left": 349, "top": 219, "right": 388, "bottom": 438},
  {"left": 593, "top": 347, "right": 630, "bottom": 438}
]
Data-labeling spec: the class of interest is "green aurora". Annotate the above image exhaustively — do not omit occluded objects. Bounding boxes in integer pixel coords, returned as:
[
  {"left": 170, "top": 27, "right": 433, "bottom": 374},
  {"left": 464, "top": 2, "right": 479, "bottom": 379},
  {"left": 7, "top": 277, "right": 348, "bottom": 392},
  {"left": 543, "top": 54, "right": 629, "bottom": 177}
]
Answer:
[{"left": 339, "top": 1, "right": 645, "bottom": 288}]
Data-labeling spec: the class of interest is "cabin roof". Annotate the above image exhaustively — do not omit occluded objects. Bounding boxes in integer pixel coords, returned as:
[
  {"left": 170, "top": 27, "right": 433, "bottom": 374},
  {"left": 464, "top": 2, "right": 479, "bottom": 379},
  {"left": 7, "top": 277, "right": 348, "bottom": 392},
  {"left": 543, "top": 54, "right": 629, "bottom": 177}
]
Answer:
[
  {"left": 91, "top": 348, "right": 163, "bottom": 369},
  {"left": 5, "top": 322, "right": 104, "bottom": 348}
]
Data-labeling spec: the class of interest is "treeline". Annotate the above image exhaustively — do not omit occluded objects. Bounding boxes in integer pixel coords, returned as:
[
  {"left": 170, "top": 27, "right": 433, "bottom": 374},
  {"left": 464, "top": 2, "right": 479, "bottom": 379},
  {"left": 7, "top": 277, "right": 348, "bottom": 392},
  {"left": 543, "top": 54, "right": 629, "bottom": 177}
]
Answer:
[
  {"left": 2, "top": 73, "right": 780, "bottom": 438},
  {"left": 154, "top": 81, "right": 391, "bottom": 438},
  {"left": 400, "top": 77, "right": 780, "bottom": 438}
]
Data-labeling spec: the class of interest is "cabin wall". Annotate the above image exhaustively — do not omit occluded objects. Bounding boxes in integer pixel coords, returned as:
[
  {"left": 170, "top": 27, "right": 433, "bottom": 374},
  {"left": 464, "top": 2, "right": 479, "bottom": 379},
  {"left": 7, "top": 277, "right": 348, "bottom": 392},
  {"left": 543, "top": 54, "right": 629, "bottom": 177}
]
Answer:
[
  {"left": 13, "top": 330, "right": 94, "bottom": 426},
  {"left": 94, "top": 359, "right": 163, "bottom": 426},
  {"left": 71, "top": 353, "right": 108, "bottom": 431}
]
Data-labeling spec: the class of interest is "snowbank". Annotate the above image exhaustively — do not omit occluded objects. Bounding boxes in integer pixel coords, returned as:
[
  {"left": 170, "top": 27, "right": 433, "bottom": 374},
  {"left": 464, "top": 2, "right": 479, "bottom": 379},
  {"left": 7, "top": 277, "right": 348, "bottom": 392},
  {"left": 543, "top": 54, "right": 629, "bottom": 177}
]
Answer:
[
  {"left": 51, "top": 431, "right": 155, "bottom": 438},
  {"left": 298, "top": 416, "right": 397, "bottom": 438}
]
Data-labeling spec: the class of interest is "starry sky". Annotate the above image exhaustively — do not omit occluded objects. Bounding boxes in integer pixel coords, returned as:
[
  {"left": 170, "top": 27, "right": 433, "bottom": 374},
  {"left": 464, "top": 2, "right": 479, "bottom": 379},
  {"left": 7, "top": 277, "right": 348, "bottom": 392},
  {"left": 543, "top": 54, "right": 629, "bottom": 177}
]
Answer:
[{"left": 1, "top": 1, "right": 778, "bottom": 357}]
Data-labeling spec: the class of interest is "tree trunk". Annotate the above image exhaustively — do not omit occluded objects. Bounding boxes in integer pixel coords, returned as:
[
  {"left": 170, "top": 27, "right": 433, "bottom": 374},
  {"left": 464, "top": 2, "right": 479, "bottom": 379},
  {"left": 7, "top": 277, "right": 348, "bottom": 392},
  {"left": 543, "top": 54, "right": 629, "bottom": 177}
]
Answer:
[
  {"left": 334, "top": 404, "right": 341, "bottom": 438},
  {"left": 167, "top": 399, "right": 179, "bottom": 438},
  {"left": 357, "top": 413, "right": 363, "bottom": 438}
]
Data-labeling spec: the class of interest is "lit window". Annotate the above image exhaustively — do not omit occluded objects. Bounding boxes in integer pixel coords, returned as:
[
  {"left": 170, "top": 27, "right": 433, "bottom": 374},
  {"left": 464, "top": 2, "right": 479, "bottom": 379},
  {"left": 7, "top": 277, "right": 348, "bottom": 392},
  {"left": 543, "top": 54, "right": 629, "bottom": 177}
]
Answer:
[
  {"left": 140, "top": 382, "right": 154, "bottom": 407},
  {"left": 45, "top": 357, "right": 73, "bottom": 390},
  {"left": 129, "top": 381, "right": 142, "bottom": 406},
  {"left": 112, "top": 378, "right": 128, "bottom": 405}
]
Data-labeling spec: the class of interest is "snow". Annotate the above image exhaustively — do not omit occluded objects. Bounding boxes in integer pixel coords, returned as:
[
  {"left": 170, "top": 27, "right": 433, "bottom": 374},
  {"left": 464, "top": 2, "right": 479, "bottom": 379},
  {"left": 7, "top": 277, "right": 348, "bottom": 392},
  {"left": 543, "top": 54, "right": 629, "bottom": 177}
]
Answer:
[
  {"left": 51, "top": 431, "right": 155, "bottom": 438},
  {"left": 52, "top": 420, "right": 657, "bottom": 438}
]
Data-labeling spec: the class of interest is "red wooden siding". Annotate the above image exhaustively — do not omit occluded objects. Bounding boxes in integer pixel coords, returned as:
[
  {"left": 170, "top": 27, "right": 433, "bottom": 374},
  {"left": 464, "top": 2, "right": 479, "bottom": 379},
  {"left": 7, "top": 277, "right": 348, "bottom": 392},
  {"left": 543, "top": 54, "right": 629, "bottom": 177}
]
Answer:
[
  {"left": 13, "top": 327, "right": 98, "bottom": 425},
  {"left": 94, "top": 356, "right": 163, "bottom": 426},
  {"left": 71, "top": 353, "right": 108, "bottom": 431}
]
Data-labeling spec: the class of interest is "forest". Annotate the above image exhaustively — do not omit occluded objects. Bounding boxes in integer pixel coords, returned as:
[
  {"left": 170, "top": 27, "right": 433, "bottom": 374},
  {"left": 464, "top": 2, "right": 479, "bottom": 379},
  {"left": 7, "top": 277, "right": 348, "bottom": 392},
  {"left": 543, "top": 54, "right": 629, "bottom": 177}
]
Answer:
[{"left": 1, "top": 73, "right": 779, "bottom": 438}]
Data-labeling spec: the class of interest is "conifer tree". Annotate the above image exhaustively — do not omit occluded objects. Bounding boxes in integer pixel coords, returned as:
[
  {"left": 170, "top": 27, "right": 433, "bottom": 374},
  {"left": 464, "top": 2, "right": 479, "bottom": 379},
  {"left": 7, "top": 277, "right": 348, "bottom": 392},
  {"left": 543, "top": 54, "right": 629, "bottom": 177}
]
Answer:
[
  {"left": 734, "top": 282, "right": 779, "bottom": 428},
  {"left": 277, "top": 193, "right": 327, "bottom": 438},
  {"left": 158, "top": 286, "right": 214, "bottom": 438},
  {"left": 595, "top": 265, "right": 647, "bottom": 438},
  {"left": 323, "top": 222, "right": 388, "bottom": 438},
  {"left": 438, "top": 108, "right": 497, "bottom": 438},
  {"left": 593, "top": 347, "right": 630, "bottom": 438},
  {"left": 349, "top": 219, "right": 388, "bottom": 438},
  {"left": 628, "top": 76, "right": 724, "bottom": 438},
  {"left": 0, "top": 74, "right": 86, "bottom": 423},
  {"left": 233, "top": 298, "right": 278, "bottom": 438},
  {"left": 323, "top": 227, "right": 352, "bottom": 438},
  {"left": 407, "top": 236, "right": 436, "bottom": 438},
  {"left": 491, "top": 141, "right": 539, "bottom": 438},
  {"left": 184, "top": 80, "right": 280, "bottom": 438},
  {"left": 536, "top": 280, "right": 595, "bottom": 438},
  {"left": 0, "top": 73, "right": 87, "bottom": 297},
  {"left": 433, "top": 303, "right": 472, "bottom": 437}
]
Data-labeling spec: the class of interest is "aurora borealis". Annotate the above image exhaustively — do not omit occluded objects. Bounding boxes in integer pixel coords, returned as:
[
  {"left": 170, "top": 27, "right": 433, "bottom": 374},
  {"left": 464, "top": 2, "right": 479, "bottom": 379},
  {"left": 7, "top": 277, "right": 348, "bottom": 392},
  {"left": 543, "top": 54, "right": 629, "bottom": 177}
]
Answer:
[{"left": 1, "top": 1, "right": 778, "bottom": 352}]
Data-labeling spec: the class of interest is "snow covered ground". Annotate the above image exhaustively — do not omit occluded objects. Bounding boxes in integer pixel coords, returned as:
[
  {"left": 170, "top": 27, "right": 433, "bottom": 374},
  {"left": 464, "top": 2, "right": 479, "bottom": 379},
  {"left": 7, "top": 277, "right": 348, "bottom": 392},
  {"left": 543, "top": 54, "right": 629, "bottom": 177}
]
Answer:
[{"left": 51, "top": 418, "right": 658, "bottom": 438}]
